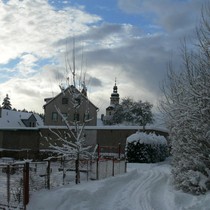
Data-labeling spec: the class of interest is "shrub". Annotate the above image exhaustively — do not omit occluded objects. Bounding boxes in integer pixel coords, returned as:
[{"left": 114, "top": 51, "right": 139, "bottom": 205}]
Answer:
[{"left": 126, "top": 131, "right": 168, "bottom": 163}]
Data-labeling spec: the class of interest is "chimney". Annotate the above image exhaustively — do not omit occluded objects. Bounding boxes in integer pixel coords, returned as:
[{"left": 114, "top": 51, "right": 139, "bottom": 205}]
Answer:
[{"left": 81, "top": 88, "right": 87, "bottom": 97}]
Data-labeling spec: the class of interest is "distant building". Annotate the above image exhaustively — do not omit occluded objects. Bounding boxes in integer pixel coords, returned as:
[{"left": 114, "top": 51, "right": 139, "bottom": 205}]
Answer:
[
  {"left": 43, "top": 85, "right": 98, "bottom": 126},
  {"left": 102, "top": 80, "right": 120, "bottom": 124},
  {"left": 0, "top": 108, "right": 43, "bottom": 128},
  {"left": 0, "top": 108, "right": 43, "bottom": 158},
  {"left": 0, "top": 86, "right": 170, "bottom": 160}
]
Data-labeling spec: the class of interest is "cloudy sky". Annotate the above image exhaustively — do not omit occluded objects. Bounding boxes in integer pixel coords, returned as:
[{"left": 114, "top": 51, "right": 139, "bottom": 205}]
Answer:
[{"left": 0, "top": 0, "right": 206, "bottom": 116}]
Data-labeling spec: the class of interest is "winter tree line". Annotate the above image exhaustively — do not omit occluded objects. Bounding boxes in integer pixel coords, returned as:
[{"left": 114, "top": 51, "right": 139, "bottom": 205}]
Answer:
[
  {"left": 160, "top": 4, "right": 210, "bottom": 194},
  {"left": 1, "top": 93, "right": 154, "bottom": 127}
]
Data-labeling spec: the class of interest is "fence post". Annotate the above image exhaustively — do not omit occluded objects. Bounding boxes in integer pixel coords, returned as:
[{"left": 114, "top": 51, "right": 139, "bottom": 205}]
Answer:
[
  {"left": 112, "top": 158, "right": 115, "bottom": 176},
  {"left": 47, "top": 160, "right": 51, "bottom": 189},
  {"left": 62, "top": 157, "right": 65, "bottom": 185},
  {"left": 125, "top": 161, "right": 127, "bottom": 173},
  {"left": 23, "top": 162, "right": 30, "bottom": 208},
  {"left": 118, "top": 143, "right": 121, "bottom": 159},
  {"left": 97, "top": 144, "right": 100, "bottom": 159},
  {"left": 96, "top": 158, "right": 99, "bottom": 180},
  {"left": 86, "top": 160, "right": 89, "bottom": 181},
  {"left": 7, "top": 165, "right": 10, "bottom": 207}
]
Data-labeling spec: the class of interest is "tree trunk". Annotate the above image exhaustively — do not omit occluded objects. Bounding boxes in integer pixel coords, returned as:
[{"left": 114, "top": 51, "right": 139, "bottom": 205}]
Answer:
[{"left": 75, "top": 154, "right": 80, "bottom": 184}]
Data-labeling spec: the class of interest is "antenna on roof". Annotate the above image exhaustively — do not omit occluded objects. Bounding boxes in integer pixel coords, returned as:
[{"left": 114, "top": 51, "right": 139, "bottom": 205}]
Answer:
[{"left": 67, "top": 77, "right": 70, "bottom": 87}]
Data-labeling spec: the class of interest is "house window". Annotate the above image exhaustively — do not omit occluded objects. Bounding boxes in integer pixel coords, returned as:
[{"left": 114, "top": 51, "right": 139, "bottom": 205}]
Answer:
[
  {"left": 84, "top": 113, "right": 90, "bottom": 121},
  {"left": 75, "top": 98, "right": 81, "bottom": 106},
  {"left": 52, "top": 112, "right": 58, "bottom": 121},
  {"left": 62, "top": 98, "right": 68, "bottom": 104},
  {"left": 73, "top": 113, "right": 80, "bottom": 121},
  {"left": 29, "top": 122, "right": 36, "bottom": 127},
  {"left": 61, "top": 113, "right": 67, "bottom": 122}
]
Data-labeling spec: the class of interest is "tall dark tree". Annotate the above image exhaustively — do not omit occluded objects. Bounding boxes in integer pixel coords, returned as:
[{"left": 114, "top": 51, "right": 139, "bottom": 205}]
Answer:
[{"left": 2, "top": 94, "right": 12, "bottom": 110}]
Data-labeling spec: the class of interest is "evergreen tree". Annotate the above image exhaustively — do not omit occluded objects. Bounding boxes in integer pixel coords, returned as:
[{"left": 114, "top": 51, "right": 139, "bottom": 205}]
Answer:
[{"left": 2, "top": 94, "right": 12, "bottom": 110}]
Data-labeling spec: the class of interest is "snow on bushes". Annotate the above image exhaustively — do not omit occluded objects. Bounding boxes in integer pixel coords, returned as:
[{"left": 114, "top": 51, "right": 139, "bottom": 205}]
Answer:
[{"left": 126, "top": 131, "right": 168, "bottom": 163}]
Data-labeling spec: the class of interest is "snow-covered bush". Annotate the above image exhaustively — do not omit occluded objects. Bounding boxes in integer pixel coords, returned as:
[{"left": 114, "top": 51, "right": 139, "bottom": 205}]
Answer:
[{"left": 126, "top": 132, "right": 168, "bottom": 163}]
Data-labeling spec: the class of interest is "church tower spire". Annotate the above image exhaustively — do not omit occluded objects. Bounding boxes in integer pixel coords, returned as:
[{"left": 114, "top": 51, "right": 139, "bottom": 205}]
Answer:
[
  {"left": 110, "top": 78, "right": 120, "bottom": 105},
  {"left": 103, "top": 79, "right": 120, "bottom": 124}
]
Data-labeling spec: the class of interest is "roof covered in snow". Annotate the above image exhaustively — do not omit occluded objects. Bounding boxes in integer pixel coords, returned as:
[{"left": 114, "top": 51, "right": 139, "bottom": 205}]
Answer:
[{"left": 0, "top": 109, "right": 44, "bottom": 129}]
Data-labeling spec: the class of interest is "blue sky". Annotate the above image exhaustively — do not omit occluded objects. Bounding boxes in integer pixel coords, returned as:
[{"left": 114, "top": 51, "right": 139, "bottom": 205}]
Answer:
[
  {"left": 68, "top": 0, "right": 149, "bottom": 27},
  {"left": 0, "top": 0, "right": 206, "bottom": 116}
]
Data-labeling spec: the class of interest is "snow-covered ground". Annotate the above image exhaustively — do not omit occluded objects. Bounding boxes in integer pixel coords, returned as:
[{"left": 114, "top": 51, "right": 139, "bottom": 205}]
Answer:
[{"left": 27, "top": 158, "right": 210, "bottom": 210}]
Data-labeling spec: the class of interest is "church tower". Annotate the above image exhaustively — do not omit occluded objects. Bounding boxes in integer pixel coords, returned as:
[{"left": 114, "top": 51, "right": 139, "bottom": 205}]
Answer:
[
  {"left": 103, "top": 79, "right": 120, "bottom": 123},
  {"left": 110, "top": 79, "right": 120, "bottom": 105}
]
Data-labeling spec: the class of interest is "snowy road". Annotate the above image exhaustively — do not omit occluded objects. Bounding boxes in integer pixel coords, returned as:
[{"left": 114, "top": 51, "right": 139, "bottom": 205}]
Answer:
[
  {"left": 27, "top": 160, "right": 210, "bottom": 210},
  {"left": 89, "top": 165, "right": 171, "bottom": 210}
]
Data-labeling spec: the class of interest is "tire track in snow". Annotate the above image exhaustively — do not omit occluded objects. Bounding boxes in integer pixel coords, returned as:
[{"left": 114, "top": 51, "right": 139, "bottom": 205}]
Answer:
[
  {"left": 136, "top": 167, "right": 172, "bottom": 210},
  {"left": 111, "top": 168, "right": 165, "bottom": 210},
  {"left": 28, "top": 164, "right": 173, "bottom": 210},
  {"left": 100, "top": 165, "right": 171, "bottom": 210},
  {"left": 148, "top": 169, "right": 171, "bottom": 210}
]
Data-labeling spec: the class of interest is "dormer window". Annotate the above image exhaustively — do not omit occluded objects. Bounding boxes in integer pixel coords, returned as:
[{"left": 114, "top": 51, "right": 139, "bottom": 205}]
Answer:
[
  {"left": 21, "top": 113, "right": 37, "bottom": 127},
  {"left": 29, "top": 122, "right": 36, "bottom": 127}
]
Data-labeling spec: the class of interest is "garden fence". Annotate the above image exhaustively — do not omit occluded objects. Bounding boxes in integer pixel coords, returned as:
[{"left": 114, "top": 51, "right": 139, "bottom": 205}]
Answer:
[
  {"left": 0, "top": 162, "right": 27, "bottom": 210},
  {"left": 0, "top": 157, "right": 126, "bottom": 209}
]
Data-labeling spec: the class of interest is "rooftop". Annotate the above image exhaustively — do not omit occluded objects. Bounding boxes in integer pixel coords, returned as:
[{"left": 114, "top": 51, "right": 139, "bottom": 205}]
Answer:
[{"left": 0, "top": 109, "right": 44, "bottom": 129}]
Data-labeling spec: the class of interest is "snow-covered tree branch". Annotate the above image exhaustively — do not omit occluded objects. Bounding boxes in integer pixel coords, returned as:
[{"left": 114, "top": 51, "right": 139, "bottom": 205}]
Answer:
[
  {"left": 160, "top": 4, "right": 210, "bottom": 194},
  {"left": 43, "top": 39, "right": 96, "bottom": 184}
]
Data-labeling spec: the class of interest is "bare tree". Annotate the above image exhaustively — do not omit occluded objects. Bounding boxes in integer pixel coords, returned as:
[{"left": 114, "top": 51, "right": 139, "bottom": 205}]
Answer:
[{"left": 43, "top": 39, "right": 96, "bottom": 184}]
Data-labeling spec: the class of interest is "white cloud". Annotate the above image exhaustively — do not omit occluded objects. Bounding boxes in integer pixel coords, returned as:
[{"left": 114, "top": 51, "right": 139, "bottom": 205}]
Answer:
[
  {"left": 0, "top": 0, "right": 206, "bottom": 118},
  {"left": 0, "top": 0, "right": 101, "bottom": 65},
  {"left": 0, "top": 64, "right": 62, "bottom": 113},
  {"left": 0, "top": 0, "right": 101, "bottom": 112},
  {"left": 16, "top": 54, "right": 38, "bottom": 76}
]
